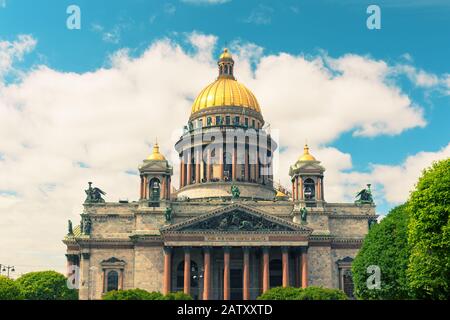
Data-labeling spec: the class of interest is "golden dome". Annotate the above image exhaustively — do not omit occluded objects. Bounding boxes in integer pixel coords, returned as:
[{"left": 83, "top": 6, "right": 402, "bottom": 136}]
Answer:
[
  {"left": 298, "top": 144, "right": 317, "bottom": 162},
  {"left": 276, "top": 190, "right": 287, "bottom": 197},
  {"left": 191, "top": 78, "right": 261, "bottom": 114},
  {"left": 219, "top": 48, "right": 233, "bottom": 60},
  {"left": 191, "top": 48, "right": 261, "bottom": 115},
  {"left": 147, "top": 143, "right": 166, "bottom": 161}
]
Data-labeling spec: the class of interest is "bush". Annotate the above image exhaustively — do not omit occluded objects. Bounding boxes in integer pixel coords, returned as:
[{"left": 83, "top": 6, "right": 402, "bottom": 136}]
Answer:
[
  {"left": 102, "top": 289, "right": 192, "bottom": 300},
  {"left": 352, "top": 204, "right": 411, "bottom": 299},
  {"left": 0, "top": 276, "right": 23, "bottom": 300},
  {"left": 16, "top": 271, "right": 78, "bottom": 300},
  {"left": 163, "top": 292, "right": 193, "bottom": 300},
  {"left": 407, "top": 159, "right": 450, "bottom": 300},
  {"left": 103, "top": 289, "right": 164, "bottom": 300},
  {"left": 257, "top": 286, "right": 347, "bottom": 300}
]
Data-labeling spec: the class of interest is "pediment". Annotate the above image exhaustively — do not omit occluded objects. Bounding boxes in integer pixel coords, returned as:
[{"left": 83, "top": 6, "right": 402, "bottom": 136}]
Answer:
[
  {"left": 161, "top": 203, "right": 312, "bottom": 233},
  {"left": 139, "top": 160, "right": 170, "bottom": 171}
]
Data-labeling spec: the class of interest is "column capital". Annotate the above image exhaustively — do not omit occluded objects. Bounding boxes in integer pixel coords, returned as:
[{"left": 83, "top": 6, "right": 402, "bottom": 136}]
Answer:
[
  {"left": 183, "top": 246, "right": 192, "bottom": 253},
  {"left": 281, "top": 246, "right": 290, "bottom": 253},
  {"left": 261, "top": 246, "right": 270, "bottom": 253},
  {"left": 242, "top": 246, "right": 251, "bottom": 253},
  {"left": 223, "top": 246, "right": 231, "bottom": 253},
  {"left": 163, "top": 246, "right": 173, "bottom": 254},
  {"left": 203, "top": 246, "right": 212, "bottom": 253}
]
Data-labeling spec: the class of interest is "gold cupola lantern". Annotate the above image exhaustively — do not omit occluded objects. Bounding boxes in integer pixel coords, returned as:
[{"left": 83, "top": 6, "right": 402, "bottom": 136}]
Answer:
[
  {"left": 298, "top": 144, "right": 317, "bottom": 162},
  {"left": 147, "top": 143, "right": 166, "bottom": 161}
]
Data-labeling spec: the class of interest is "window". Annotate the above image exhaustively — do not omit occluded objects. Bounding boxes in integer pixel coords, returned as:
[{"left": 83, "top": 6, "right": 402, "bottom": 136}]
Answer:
[
  {"left": 176, "top": 260, "right": 199, "bottom": 299},
  {"left": 207, "top": 117, "right": 212, "bottom": 126},
  {"left": 336, "top": 256, "right": 354, "bottom": 299},
  {"left": 343, "top": 270, "right": 354, "bottom": 298},
  {"left": 106, "top": 270, "right": 119, "bottom": 292},
  {"left": 269, "top": 259, "right": 282, "bottom": 288},
  {"left": 198, "top": 119, "right": 203, "bottom": 128},
  {"left": 149, "top": 178, "right": 160, "bottom": 202},
  {"left": 304, "top": 178, "right": 315, "bottom": 200},
  {"left": 234, "top": 116, "right": 240, "bottom": 125},
  {"left": 226, "top": 116, "right": 231, "bottom": 125},
  {"left": 252, "top": 119, "right": 255, "bottom": 128},
  {"left": 244, "top": 118, "right": 249, "bottom": 127},
  {"left": 216, "top": 116, "right": 222, "bottom": 125}
]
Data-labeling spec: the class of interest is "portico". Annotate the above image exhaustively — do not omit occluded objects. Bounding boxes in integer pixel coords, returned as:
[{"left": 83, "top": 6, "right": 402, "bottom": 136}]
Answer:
[{"left": 160, "top": 204, "right": 312, "bottom": 300}]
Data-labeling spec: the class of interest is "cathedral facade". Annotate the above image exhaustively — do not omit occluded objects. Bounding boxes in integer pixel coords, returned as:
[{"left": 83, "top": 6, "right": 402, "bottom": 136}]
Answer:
[{"left": 64, "top": 49, "right": 377, "bottom": 300}]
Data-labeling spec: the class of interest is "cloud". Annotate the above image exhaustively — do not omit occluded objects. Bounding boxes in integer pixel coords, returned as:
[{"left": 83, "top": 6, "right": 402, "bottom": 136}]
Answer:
[
  {"left": 339, "top": 143, "right": 450, "bottom": 205},
  {"left": 0, "top": 35, "right": 37, "bottom": 80},
  {"left": 91, "top": 23, "right": 127, "bottom": 44},
  {"left": 0, "top": 33, "right": 448, "bottom": 275},
  {"left": 244, "top": 4, "right": 274, "bottom": 25},
  {"left": 164, "top": 3, "right": 177, "bottom": 15},
  {"left": 181, "top": 0, "right": 231, "bottom": 4},
  {"left": 0, "top": 0, "right": 6, "bottom": 8}
]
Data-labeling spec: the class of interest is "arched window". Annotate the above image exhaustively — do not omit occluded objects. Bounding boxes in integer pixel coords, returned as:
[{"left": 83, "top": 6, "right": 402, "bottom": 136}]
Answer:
[
  {"left": 304, "top": 178, "right": 315, "bottom": 200},
  {"left": 106, "top": 270, "right": 119, "bottom": 292},
  {"left": 269, "top": 259, "right": 282, "bottom": 288},
  {"left": 149, "top": 178, "right": 160, "bottom": 202}
]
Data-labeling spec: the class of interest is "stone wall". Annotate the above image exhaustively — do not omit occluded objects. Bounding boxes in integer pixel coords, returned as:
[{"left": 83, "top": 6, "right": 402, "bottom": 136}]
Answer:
[
  {"left": 308, "top": 246, "right": 333, "bottom": 288},
  {"left": 134, "top": 245, "right": 165, "bottom": 293}
]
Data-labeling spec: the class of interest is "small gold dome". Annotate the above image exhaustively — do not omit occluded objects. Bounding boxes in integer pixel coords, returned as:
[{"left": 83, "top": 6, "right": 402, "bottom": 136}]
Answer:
[
  {"left": 147, "top": 143, "right": 166, "bottom": 161},
  {"left": 276, "top": 190, "right": 287, "bottom": 197},
  {"left": 219, "top": 48, "right": 233, "bottom": 60},
  {"left": 298, "top": 144, "right": 317, "bottom": 162}
]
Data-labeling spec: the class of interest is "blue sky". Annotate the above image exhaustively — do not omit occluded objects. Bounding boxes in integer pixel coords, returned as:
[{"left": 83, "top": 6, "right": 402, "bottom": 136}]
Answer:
[
  {"left": 0, "top": 0, "right": 449, "bottom": 274},
  {"left": 1, "top": 1, "right": 449, "bottom": 164}
]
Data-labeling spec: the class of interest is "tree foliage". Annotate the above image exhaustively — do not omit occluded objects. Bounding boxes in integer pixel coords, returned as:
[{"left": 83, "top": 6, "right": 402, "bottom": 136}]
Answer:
[
  {"left": 257, "top": 286, "right": 347, "bottom": 300},
  {"left": 103, "top": 289, "right": 164, "bottom": 300},
  {"left": 0, "top": 276, "right": 23, "bottom": 300},
  {"left": 16, "top": 271, "right": 78, "bottom": 300},
  {"left": 102, "top": 289, "right": 192, "bottom": 300},
  {"left": 352, "top": 204, "right": 411, "bottom": 299},
  {"left": 407, "top": 158, "right": 450, "bottom": 300}
]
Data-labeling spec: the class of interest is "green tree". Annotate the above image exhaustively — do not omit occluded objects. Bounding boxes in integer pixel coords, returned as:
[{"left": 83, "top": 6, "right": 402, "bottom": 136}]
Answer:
[
  {"left": 0, "top": 276, "right": 23, "bottom": 300},
  {"left": 257, "top": 286, "right": 347, "bottom": 300},
  {"left": 407, "top": 159, "right": 450, "bottom": 300},
  {"left": 16, "top": 271, "right": 78, "bottom": 300},
  {"left": 103, "top": 289, "right": 164, "bottom": 300},
  {"left": 163, "top": 292, "right": 193, "bottom": 300},
  {"left": 102, "top": 289, "right": 192, "bottom": 300},
  {"left": 352, "top": 204, "right": 411, "bottom": 299}
]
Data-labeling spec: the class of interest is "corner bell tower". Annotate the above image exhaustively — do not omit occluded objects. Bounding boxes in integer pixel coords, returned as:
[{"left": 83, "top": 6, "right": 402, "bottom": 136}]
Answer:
[
  {"left": 289, "top": 144, "right": 325, "bottom": 207},
  {"left": 139, "top": 143, "right": 173, "bottom": 205}
]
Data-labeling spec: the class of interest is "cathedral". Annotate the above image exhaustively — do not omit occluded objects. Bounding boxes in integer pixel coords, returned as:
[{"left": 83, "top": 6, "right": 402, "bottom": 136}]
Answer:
[{"left": 64, "top": 49, "right": 377, "bottom": 300}]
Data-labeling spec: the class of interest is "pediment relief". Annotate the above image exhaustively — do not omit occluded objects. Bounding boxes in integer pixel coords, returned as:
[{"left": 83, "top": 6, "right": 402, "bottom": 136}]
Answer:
[{"left": 161, "top": 204, "right": 312, "bottom": 233}]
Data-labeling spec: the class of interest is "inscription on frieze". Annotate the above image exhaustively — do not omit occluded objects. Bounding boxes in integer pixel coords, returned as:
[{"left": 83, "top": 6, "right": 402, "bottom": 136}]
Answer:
[{"left": 205, "top": 235, "right": 269, "bottom": 242}]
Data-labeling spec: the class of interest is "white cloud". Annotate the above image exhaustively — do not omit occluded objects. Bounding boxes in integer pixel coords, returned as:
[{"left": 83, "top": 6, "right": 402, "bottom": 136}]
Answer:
[
  {"left": 0, "top": 0, "right": 6, "bottom": 8},
  {"left": 0, "top": 35, "right": 37, "bottom": 80},
  {"left": 181, "top": 0, "right": 231, "bottom": 4},
  {"left": 244, "top": 5, "right": 274, "bottom": 25},
  {"left": 91, "top": 23, "right": 127, "bottom": 44},
  {"left": 164, "top": 3, "right": 177, "bottom": 15},
  {"left": 0, "top": 33, "right": 447, "bottom": 275}
]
